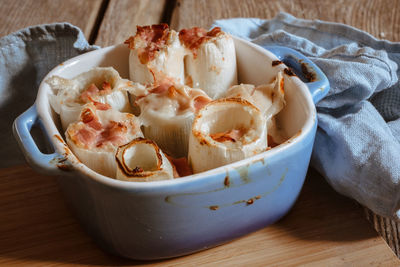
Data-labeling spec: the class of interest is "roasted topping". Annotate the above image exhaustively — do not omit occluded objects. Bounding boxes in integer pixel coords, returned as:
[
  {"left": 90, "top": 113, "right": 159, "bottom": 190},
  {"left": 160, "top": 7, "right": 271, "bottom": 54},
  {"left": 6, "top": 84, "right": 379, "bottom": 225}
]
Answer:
[
  {"left": 284, "top": 68, "right": 296, "bottom": 76},
  {"left": 193, "top": 95, "right": 211, "bottom": 113},
  {"left": 80, "top": 83, "right": 113, "bottom": 103},
  {"left": 179, "top": 27, "right": 222, "bottom": 57},
  {"left": 167, "top": 156, "right": 193, "bottom": 177},
  {"left": 132, "top": 166, "right": 144, "bottom": 173},
  {"left": 210, "top": 128, "right": 247, "bottom": 143},
  {"left": 93, "top": 101, "right": 111, "bottom": 110},
  {"left": 69, "top": 107, "right": 130, "bottom": 150},
  {"left": 97, "top": 121, "right": 128, "bottom": 147},
  {"left": 272, "top": 60, "right": 283, "bottom": 66},
  {"left": 142, "top": 80, "right": 211, "bottom": 114},
  {"left": 125, "top": 24, "right": 170, "bottom": 64}
]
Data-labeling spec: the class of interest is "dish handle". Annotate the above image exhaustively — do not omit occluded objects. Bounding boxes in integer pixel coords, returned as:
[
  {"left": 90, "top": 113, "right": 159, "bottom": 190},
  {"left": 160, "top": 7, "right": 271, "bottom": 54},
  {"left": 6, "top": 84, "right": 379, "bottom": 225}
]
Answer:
[
  {"left": 265, "top": 45, "right": 330, "bottom": 104},
  {"left": 13, "top": 104, "right": 64, "bottom": 175}
]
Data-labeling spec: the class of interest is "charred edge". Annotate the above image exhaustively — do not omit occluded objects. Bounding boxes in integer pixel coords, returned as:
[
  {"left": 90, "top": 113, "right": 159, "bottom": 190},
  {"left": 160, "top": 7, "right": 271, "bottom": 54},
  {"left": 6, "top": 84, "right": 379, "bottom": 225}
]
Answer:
[
  {"left": 246, "top": 198, "right": 254, "bottom": 205},
  {"left": 58, "top": 158, "right": 67, "bottom": 163},
  {"left": 54, "top": 134, "right": 65, "bottom": 144},
  {"left": 272, "top": 60, "right": 283, "bottom": 66},
  {"left": 224, "top": 175, "right": 230, "bottom": 187},
  {"left": 284, "top": 68, "right": 296, "bottom": 77},
  {"left": 301, "top": 62, "right": 317, "bottom": 82},
  {"left": 57, "top": 162, "right": 73, "bottom": 171},
  {"left": 209, "top": 205, "right": 219, "bottom": 211}
]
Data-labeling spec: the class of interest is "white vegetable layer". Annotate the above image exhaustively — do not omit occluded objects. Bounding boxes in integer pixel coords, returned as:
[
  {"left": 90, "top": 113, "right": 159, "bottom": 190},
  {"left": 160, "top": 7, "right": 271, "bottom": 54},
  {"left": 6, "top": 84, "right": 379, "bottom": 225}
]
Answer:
[
  {"left": 47, "top": 67, "right": 135, "bottom": 131},
  {"left": 188, "top": 98, "right": 268, "bottom": 173},
  {"left": 115, "top": 138, "right": 175, "bottom": 182},
  {"left": 65, "top": 103, "right": 143, "bottom": 178}
]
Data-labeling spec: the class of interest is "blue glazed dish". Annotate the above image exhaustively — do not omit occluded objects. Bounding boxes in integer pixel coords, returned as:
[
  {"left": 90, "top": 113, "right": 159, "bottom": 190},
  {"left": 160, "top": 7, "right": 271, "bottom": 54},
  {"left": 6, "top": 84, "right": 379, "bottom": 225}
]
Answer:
[{"left": 13, "top": 36, "right": 329, "bottom": 260}]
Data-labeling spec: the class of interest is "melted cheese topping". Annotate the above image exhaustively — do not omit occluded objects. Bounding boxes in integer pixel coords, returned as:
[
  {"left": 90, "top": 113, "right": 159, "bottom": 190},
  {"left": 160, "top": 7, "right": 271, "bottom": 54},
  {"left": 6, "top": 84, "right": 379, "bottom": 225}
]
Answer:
[
  {"left": 137, "top": 80, "right": 211, "bottom": 116},
  {"left": 67, "top": 106, "right": 138, "bottom": 151},
  {"left": 179, "top": 27, "right": 222, "bottom": 57},
  {"left": 124, "top": 24, "right": 170, "bottom": 64}
]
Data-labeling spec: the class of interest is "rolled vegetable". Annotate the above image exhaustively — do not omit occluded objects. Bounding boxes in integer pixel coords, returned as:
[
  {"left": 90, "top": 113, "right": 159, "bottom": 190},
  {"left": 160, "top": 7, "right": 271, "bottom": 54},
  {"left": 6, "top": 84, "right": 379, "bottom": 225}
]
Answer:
[
  {"left": 125, "top": 24, "right": 186, "bottom": 85},
  {"left": 65, "top": 103, "right": 143, "bottom": 178},
  {"left": 136, "top": 80, "right": 211, "bottom": 158},
  {"left": 115, "top": 138, "right": 175, "bottom": 182},
  {"left": 179, "top": 27, "right": 237, "bottom": 99},
  {"left": 188, "top": 98, "right": 268, "bottom": 173},
  {"left": 224, "top": 71, "right": 286, "bottom": 144},
  {"left": 47, "top": 67, "right": 135, "bottom": 131}
]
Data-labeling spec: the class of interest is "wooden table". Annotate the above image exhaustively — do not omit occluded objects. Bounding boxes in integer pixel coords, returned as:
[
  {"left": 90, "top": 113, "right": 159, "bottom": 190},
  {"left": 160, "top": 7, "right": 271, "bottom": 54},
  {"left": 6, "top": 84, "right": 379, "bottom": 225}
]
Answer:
[{"left": 1, "top": 0, "right": 399, "bottom": 265}]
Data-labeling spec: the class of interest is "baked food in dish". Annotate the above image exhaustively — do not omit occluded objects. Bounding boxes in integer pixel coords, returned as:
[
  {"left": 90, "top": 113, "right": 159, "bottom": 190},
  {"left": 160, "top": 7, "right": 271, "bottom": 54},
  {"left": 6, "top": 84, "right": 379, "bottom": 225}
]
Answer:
[
  {"left": 47, "top": 67, "right": 136, "bottom": 131},
  {"left": 65, "top": 103, "right": 143, "bottom": 177}
]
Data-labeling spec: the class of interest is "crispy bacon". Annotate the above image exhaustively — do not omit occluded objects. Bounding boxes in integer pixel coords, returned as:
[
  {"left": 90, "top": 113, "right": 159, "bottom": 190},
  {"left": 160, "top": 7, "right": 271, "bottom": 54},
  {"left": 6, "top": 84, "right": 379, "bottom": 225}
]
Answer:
[
  {"left": 150, "top": 81, "right": 173, "bottom": 94},
  {"left": 70, "top": 107, "right": 131, "bottom": 149},
  {"left": 210, "top": 128, "right": 247, "bottom": 143},
  {"left": 125, "top": 24, "right": 170, "bottom": 64},
  {"left": 97, "top": 121, "right": 128, "bottom": 147},
  {"left": 80, "top": 82, "right": 113, "bottom": 103},
  {"left": 68, "top": 124, "right": 97, "bottom": 149},
  {"left": 179, "top": 27, "right": 222, "bottom": 57},
  {"left": 80, "top": 108, "right": 102, "bottom": 130},
  {"left": 101, "top": 81, "right": 112, "bottom": 93},
  {"left": 93, "top": 101, "right": 111, "bottom": 110},
  {"left": 166, "top": 155, "right": 193, "bottom": 177},
  {"left": 193, "top": 95, "right": 211, "bottom": 113}
]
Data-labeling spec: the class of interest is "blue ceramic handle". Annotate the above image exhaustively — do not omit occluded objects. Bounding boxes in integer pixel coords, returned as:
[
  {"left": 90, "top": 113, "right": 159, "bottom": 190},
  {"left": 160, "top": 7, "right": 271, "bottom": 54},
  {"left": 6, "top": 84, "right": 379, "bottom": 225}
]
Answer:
[
  {"left": 13, "top": 104, "right": 62, "bottom": 175},
  {"left": 265, "top": 45, "right": 330, "bottom": 104}
]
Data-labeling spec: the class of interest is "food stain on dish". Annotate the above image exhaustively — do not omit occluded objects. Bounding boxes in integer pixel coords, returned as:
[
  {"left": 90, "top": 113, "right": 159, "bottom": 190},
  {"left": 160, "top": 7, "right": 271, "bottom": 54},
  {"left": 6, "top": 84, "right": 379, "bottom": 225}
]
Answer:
[
  {"left": 51, "top": 134, "right": 76, "bottom": 171},
  {"left": 235, "top": 164, "right": 250, "bottom": 183},
  {"left": 224, "top": 175, "right": 230, "bottom": 187},
  {"left": 209, "top": 205, "right": 219, "bottom": 210},
  {"left": 299, "top": 60, "right": 317, "bottom": 82},
  {"left": 272, "top": 60, "right": 283, "bottom": 66},
  {"left": 283, "top": 129, "right": 302, "bottom": 144},
  {"left": 284, "top": 68, "right": 297, "bottom": 77},
  {"left": 166, "top": 168, "right": 288, "bottom": 210}
]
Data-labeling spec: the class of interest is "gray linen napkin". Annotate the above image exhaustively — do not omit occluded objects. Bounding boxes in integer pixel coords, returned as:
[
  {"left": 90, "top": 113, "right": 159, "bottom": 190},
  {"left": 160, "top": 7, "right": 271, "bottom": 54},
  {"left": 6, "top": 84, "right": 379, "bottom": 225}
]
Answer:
[
  {"left": 1, "top": 23, "right": 97, "bottom": 167},
  {"left": 213, "top": 13, "right": 400, "bottom": 219}
]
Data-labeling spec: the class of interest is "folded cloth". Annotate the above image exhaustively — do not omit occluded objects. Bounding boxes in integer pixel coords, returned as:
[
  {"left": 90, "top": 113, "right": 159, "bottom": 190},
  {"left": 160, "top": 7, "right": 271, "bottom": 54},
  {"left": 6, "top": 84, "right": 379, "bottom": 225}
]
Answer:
[
  {"left": 213, "top": 13, "right": 400, "bottom": 219},
  {"left": 1, "top": 23, "right": 97, "bottom": 167}
]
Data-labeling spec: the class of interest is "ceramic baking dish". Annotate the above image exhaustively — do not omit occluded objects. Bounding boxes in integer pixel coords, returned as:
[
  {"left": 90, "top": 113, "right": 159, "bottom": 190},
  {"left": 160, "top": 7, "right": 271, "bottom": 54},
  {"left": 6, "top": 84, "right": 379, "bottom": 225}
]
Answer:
[{"left": 13, "top": 36, "right": 329, "bottom": 260}]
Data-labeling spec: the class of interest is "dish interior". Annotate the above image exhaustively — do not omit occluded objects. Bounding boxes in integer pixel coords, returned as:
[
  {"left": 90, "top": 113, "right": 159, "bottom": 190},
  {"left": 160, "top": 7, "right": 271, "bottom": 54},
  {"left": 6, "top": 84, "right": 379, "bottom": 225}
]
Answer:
[{"left": 37, "top": 38, "right": 314, "bottom": 179}]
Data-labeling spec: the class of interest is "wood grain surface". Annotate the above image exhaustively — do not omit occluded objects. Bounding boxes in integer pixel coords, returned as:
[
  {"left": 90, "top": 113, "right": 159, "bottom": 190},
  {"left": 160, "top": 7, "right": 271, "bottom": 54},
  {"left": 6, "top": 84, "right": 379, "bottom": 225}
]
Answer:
[
  {"left": 95, "top": 0, "right": 167, "bottom": 46},
  {"left": 0, "top": 0, "right": 103, "bottom": 39},
  {"left": 171, "top": 0, "right": 400, "bottom": 41},
  {"left": 0, "top": 165, "right": 397, "bottom": 266}
]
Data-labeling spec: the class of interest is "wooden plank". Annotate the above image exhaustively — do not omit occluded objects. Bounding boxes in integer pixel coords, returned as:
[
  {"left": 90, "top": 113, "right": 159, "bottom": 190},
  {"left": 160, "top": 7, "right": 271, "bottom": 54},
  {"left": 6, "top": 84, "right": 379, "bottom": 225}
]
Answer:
[
  {"left": 170, "top": 0, "right": 400, "bottom": 41},
  {"left": 0, "top": 165, "right": 397, "bottom": 266},
  {"left": 0, "top": 0, "right": 103, "bottom": 39},
  {"left": 95, "top": 0, "right": 167, "bottom": 46}
]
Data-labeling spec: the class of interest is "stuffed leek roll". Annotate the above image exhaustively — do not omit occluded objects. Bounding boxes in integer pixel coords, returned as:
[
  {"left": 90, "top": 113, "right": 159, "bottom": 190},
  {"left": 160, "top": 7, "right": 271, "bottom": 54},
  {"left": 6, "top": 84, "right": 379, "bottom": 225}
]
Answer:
[
  {"left": 224, "top": 71, "right": 286, "bottom": 144},
  {"left": 135, "top": 80, "right": 211, "bottom": 158},
  {"left": 179, "top": 27, "right": 237, "bottom": 99},
  {"left": 188, "top": 98, "right": 268, "bottom": 173},
  {"left": 65, "top": 103, "right": 143, "bottom": 178},
  {"left": 47, "top": 67, "right": 135, "bottom": 131},
  {"left": 125, "top": 24, "right": 186, "bottom": 85},
  {"left": 115, "top": 138, "right": 176, "bottom": 182}
]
